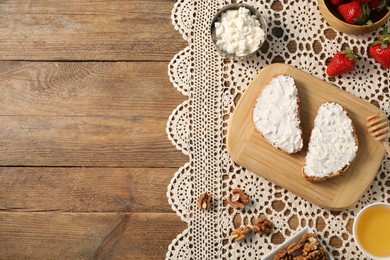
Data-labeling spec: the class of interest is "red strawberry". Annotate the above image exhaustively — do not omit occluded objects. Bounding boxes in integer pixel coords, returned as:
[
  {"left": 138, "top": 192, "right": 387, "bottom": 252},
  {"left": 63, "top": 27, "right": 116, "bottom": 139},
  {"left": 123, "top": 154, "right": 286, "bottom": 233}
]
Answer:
[
  {"left": 329, "top": 0, "right": 345, "bottom": 6},
  {"left": 337, "top": 2, "right": 371, "bottom": 25},
  {"left": 369, "top": 0, "right": 388, "bottom": 12},
  {"left": 326, "top": 49, "right": 359, "bottom": 76},
  {"left": 369, "top": 28, "right": 390, "bottom": 69},
  {"left": 355, "top": 0, "right": 374, "bottom": 2}
]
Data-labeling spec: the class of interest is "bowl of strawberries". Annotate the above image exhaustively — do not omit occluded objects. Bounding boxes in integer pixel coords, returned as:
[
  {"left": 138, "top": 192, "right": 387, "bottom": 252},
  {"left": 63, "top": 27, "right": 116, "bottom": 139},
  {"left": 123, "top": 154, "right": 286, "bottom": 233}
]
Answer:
[{"left": 318, "top": 0, "right": 390, "bottom": 34}]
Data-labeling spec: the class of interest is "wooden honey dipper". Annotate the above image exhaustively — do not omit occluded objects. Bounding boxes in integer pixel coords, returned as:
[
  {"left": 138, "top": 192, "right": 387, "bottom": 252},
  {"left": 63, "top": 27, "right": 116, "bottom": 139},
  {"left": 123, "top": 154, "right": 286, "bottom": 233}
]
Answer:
[{"left": 367, "top": 113, "right": 390, "bottom": 156}]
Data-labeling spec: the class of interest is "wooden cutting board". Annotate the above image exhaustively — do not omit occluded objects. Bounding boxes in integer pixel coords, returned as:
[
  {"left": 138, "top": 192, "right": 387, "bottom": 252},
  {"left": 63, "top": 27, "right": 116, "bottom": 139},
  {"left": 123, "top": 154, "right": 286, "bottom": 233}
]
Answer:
[{"left": 227, "top": 64, "right": 386, "bottom": 210}]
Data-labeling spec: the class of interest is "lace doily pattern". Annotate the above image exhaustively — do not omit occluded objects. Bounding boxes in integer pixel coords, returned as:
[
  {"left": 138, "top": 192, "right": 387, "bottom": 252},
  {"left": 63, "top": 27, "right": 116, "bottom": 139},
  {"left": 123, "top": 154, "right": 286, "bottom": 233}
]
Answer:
[
  {"left": 167, "top": 100, "right": 190, "bottom": 156},
  {"left": 167, "top": 0, "right": 390, "bottom": 259}
]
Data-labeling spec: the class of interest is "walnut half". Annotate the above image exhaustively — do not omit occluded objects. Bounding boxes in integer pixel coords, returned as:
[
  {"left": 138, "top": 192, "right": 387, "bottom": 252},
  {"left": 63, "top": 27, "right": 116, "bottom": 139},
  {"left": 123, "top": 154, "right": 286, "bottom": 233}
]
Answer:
[
  {"left": 303, "top": 247, "right": 328, "bottom": 260},
  {"left": 287, "top": 242, "right": 303, "bottom": 255},
  {"left": 253, "top": 215, "right": 273, "bottom": 236},
  {"left": 302, "top": 235, "right": 328, "bottom": 260},
  {"left": 226, "top": 188, "right": 249, "bottom": 209},
  {"left": 198, "top": 192, "right": 212, "bottom": 210},
  {"left": 274, "top": 249, "right": 293, "bottom": 260},
  {"left": 230, "top": 226, "right": 251, "bottom": 242}
]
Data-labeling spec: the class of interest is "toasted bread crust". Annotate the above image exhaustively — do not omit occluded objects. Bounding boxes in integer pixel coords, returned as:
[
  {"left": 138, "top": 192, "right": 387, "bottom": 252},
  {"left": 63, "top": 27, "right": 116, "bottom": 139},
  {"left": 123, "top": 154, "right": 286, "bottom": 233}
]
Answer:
[
  {"left": 302, "top": 159, "right": 350, "bottom": 182},
  {"left": 302, "top": 102, "right": 358, "bottom": 182},
  {"left": 253, "top": 74, "right": 303, "bottom": 154}
]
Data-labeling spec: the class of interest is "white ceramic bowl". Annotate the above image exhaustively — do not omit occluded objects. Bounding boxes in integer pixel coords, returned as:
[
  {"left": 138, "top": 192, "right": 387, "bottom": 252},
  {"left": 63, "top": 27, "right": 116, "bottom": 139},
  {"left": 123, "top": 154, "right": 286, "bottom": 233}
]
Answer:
[
  {"left": 353, "top": 202, "right": 390, "bottom": 260},
  {"left": 210, "top": 3, "right": 267, "bottom": 59}
]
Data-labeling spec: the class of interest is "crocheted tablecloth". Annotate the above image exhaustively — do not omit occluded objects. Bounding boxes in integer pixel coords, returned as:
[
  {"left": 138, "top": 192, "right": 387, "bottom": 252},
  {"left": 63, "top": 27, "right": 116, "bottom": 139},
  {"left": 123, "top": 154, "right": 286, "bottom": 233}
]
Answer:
[{"left": 166, "top": 0, "right": 390, "bottom": 259}]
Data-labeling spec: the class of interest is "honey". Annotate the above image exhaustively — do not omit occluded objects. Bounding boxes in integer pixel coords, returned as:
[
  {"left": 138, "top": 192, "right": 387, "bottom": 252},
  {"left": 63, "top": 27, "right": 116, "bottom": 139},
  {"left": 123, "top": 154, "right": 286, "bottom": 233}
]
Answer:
[{"left": 356, "top": 206, "right": 390, "bottom": 258}]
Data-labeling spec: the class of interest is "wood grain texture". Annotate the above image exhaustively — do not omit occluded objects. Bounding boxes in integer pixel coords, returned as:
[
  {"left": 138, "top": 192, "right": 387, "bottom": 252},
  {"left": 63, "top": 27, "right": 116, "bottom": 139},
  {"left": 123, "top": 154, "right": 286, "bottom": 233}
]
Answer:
[
  {"left": 0, "top": 0, "right": 187, "bottom": 61},
  {"left": 227, "top": 64, "right": 385, "bottom": 210},
  {"left": 0, "top": 168, "right": 176, "bottom": 212},
  {"left": 0, "top": 62, "right": 184, "bottom": 116},
  {"left": 0, "top": 0, "right": 189, "bottom": 259},
  {"left": 0, "top": 212, "right": 187, "bottom": 260},
  {"left": 0, "top": 115, "right": 187, "bottom": 167},
  {"left": 0, "top": 62, "right": 187, "bottom": 167}
]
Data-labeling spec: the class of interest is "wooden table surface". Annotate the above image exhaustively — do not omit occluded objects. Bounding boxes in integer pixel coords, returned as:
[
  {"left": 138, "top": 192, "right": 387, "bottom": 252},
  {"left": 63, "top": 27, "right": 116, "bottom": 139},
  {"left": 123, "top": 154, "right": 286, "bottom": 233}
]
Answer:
[
  {"left": 0, "top": 1, "right": 352, "bottom": 259},
  {"left": 0, "top": 1, "right": 188, "bottom": 259}
]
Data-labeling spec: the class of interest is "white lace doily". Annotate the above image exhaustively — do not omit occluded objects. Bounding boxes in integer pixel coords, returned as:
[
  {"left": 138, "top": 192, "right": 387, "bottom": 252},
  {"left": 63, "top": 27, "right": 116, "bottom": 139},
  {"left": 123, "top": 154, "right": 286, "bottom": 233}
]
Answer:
[{"left": 166, "top": 1, "right": 390, "bottom": 259}]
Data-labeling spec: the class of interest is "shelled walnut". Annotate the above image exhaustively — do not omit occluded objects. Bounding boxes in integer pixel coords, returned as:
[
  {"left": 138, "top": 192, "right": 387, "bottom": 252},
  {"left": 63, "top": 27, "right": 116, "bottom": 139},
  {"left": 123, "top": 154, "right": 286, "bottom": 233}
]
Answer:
[
  {"left": 273, "top": 233, "right": 329, "bottom": 260},
  {"left": 230, "top": 226, "right": 251, "bottom": 242},
  {"left": 274, "top": 249, "right": 293, "bottom": 260},
  {"left": 301, "top": 235, "right": 328, "bottom": 260},
  {"left": 300, "top": 233, "right": 318, "bottom": 245},
  {"left": 303, "top": 247, "right": 328, "bottom": 260},
  {"left": 198, "top": 192, "right": 212, "bottom": 210},
  {"left": 226, "top": 188, "right": 249, "bottom": 209},
  {"left": 302, "top": 239, "right": 319, "bottom": 254},
  {"left": 287, "top": 242, "right": 303, "bottom": 255},
  {"left": 253, "top": 215, "right": 273, "bottom": 235}
]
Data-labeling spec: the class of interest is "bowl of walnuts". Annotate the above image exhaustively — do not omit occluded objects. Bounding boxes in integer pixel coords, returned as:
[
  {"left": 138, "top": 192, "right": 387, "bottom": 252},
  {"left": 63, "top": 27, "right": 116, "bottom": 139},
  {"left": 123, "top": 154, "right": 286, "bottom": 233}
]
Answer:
[
  {"left": 318, "top": 0, "right": 390, "bottom": 34},
  {"left": 262, "top": 227, "right": 334, "bottom": 260}
]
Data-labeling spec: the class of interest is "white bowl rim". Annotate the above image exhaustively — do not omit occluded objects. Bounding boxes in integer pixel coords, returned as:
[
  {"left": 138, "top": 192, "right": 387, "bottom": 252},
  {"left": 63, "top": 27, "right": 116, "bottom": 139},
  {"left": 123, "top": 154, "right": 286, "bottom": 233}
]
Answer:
[{"left": 352, "top": 202, "right": 390, "bottom": 260}]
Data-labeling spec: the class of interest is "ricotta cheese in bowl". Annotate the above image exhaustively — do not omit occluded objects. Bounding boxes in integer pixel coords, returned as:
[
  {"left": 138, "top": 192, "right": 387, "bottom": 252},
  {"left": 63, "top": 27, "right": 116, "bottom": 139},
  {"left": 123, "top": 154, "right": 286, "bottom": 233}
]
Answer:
[{"left": 211, "top": 5, "right": 266, "bottom": 57}]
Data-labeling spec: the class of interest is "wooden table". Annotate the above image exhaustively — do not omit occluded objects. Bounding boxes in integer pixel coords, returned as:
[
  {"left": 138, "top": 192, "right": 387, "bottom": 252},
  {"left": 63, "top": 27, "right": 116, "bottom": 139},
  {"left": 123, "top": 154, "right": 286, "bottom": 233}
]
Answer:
[
  {"left": 0, "top": 1, "right": 188, "bottom": 259},
  {"left": 0, "top": 1, "right": 353, "bottom": 258}
]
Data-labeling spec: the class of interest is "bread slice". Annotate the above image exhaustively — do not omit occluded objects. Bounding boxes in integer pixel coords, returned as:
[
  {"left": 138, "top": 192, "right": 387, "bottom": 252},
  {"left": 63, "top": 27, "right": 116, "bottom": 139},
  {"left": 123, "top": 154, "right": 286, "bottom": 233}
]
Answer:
[
  {"left": 303, "top": 102, "right": 358, "bottom": 182},
  {"left": 253, "top": 75, "right": 303, "bottom": 154}
]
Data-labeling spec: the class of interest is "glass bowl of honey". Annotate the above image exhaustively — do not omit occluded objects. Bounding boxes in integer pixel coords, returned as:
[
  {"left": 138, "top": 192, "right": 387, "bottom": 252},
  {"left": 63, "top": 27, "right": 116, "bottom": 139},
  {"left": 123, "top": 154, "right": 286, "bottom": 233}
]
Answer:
[{"left": 353, "top": 202, "right": 390, "bottom": 259}]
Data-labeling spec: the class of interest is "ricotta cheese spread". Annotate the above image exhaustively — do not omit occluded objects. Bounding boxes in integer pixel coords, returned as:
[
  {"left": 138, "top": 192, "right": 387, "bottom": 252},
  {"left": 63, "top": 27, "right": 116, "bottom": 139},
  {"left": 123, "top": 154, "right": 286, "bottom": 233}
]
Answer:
[
  {"left": 212, "top": 7, "right": 265, "bottom": 56},
  {"left": 304, "top": 102, "right": 358, "bottom": 178},
  {"left": 253, "top": 75, "right": 303, "bottom": 154}
]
